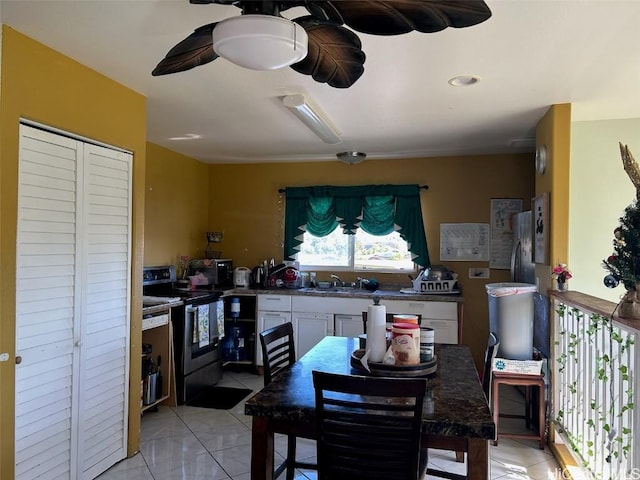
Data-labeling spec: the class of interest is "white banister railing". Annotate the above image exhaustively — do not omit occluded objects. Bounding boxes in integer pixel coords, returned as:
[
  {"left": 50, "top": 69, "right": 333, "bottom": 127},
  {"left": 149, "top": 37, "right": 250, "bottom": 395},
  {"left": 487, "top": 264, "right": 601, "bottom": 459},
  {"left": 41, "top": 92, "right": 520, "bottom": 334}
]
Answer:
[{"left": 550, "top": 291, "right": 639, "bottom": 480}]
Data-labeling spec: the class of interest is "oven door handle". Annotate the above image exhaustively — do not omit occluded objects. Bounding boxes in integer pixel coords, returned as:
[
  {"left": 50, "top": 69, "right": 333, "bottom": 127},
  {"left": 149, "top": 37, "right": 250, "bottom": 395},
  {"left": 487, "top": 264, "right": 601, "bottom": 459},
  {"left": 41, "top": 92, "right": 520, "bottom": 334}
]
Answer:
[{"left": 186, "top": 305, "right": 198, "bottom": 344}]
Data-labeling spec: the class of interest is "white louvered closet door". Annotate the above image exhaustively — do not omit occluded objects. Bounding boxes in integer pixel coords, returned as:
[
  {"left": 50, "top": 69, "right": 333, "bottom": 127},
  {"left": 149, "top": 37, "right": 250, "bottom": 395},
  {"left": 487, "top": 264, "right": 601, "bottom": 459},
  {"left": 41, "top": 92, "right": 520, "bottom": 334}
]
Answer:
[{"left": 15, "top": 124, "right": 132, "bottom": 480}]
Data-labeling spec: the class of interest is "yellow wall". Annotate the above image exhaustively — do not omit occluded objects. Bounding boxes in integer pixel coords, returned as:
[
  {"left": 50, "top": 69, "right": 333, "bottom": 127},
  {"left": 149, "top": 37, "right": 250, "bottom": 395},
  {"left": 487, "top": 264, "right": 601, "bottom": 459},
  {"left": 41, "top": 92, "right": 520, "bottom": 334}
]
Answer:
[
  {"left": 206, "top": 155, "right": 535, "bottom": 367},
  {"left": 535, "top": 104, "right": 572, "bottom": 292},
  {"left": 0, "top": 26, "right": 147, "bottom": 478},
  {"left": 144, "top": 142, "right": 211, "bottom": 265}
]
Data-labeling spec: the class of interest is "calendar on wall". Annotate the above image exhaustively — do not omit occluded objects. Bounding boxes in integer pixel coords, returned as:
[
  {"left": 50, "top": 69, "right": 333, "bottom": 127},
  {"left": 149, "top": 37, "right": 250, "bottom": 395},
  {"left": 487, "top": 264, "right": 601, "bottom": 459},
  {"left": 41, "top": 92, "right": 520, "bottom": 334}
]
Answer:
[{"left": 440, "top": 223, "right": 490, "bottom": 261}]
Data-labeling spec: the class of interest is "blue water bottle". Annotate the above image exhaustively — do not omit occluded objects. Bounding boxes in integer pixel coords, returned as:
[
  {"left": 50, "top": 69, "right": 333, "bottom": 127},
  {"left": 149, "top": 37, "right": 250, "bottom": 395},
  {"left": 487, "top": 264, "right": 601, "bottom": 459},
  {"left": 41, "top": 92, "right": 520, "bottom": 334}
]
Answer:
[{"left": 230, "top": 298, "right": 241, "bottom": 361}]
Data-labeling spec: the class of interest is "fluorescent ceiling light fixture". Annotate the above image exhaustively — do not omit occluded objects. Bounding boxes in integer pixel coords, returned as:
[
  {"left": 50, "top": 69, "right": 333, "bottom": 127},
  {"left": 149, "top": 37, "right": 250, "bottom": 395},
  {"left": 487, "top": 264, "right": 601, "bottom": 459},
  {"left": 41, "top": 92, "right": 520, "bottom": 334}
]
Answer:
[
  {"left": 282, "top": 94, "right": 341, "bottom": 144},
  {"left": 508, "top": 138, "right": 535, "bottom": 149},
  {"left": 213, "top": 15, "right": 308, "bottom": 70},
  {"left": 168, "top": 133, "right": 202, "bottom": 141}
]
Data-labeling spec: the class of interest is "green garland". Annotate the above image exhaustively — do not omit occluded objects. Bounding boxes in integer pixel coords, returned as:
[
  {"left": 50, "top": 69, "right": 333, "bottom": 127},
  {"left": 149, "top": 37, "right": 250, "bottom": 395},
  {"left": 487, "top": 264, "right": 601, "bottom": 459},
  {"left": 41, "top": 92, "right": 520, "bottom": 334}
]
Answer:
[{"left": 554, "top": 304, "right": 634, "bottom": 476}]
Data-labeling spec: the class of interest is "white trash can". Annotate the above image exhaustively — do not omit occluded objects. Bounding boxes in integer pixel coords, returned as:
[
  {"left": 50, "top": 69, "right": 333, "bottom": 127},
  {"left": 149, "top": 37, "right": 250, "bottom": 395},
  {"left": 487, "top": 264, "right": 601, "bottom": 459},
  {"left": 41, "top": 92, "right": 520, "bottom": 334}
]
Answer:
[{"left": 486, "top": 282, "right": 537, "bottom": 360}]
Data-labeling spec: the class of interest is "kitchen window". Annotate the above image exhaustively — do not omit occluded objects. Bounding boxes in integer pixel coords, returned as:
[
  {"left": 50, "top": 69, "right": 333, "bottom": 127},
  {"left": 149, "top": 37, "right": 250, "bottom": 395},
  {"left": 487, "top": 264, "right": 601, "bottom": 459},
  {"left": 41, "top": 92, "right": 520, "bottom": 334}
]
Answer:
[
  {"left": 297, "top": 227, "right": 415, "bottom": 272},
  {"left": 283, "top": 184, "right": 430, "bottom": 271}
]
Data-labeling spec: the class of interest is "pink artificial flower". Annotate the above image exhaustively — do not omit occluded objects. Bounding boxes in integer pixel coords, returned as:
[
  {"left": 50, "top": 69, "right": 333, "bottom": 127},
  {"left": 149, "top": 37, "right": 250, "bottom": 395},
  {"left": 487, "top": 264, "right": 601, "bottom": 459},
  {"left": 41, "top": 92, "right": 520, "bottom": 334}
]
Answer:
[{"left": 552, "top": 263, "right": 572, "bottom": 281}]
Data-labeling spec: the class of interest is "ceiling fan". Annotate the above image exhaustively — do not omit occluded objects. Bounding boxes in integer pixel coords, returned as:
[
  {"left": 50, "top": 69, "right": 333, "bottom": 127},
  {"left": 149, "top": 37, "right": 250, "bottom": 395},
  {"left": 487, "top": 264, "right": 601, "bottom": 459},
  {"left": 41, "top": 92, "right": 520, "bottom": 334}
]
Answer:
[{"left": 152, "top": 0, "right": 492, "bottom": 88}]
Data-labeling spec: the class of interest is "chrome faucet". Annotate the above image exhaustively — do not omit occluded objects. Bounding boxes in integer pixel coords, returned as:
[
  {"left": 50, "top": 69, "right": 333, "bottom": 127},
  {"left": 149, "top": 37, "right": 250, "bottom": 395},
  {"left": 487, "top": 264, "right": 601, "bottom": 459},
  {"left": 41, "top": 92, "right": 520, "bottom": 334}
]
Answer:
[{"left": 330, "top": 274, "right": 342, "bottom": 287}]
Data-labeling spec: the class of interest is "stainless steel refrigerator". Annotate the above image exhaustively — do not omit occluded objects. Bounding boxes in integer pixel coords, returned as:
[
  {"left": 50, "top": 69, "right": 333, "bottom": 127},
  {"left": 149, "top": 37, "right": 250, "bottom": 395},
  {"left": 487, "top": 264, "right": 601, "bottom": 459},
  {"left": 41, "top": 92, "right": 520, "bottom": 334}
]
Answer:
[
  {"left": 511, "top": 210, "right": 550, "bottom": 358},
  {"left": 511, "top": 210, "right": 535, "bottom": 284}
]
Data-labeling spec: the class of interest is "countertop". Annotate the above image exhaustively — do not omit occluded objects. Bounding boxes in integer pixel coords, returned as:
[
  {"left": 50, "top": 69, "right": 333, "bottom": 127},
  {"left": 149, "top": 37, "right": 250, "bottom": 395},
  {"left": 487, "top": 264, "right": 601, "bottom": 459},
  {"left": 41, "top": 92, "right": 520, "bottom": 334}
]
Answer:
[
  {"left": 245, "top": 336, "right": 493, "bottom": 439},
  {"left": 142, "top": 285, "right": 464, "bottom": 314},
  {"left": 142, "top": 302, "right": 179, "bottom": 315},
  {"left": 220, "top": 285, "right": 464, "bottom": 303}
]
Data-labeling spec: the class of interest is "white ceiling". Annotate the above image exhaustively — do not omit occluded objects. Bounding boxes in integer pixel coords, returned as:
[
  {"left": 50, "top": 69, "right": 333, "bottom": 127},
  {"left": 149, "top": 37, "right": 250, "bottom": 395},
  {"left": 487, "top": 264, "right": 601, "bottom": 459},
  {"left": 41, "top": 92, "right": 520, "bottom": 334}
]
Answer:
[{"left": 2, "top": 0, "right": 640, "bottom": 164}]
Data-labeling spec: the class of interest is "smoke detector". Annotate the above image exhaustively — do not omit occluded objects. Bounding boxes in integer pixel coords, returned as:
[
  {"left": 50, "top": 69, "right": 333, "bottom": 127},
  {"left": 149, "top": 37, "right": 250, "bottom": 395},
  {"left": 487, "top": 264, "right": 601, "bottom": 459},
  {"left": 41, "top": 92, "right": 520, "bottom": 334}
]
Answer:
[{"left": 337, "top": 151, "right": 366, "bottom": 165}]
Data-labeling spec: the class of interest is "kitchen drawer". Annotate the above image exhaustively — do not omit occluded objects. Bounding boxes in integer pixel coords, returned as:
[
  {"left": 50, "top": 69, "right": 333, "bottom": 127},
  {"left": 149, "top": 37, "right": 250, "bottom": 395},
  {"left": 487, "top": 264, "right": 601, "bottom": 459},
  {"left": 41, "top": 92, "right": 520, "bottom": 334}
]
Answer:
[
  {"left": 142, "top": 313, "right": 169, "bottom": 331},
  {"left": 381, "top": 299, "right": 457, "bottom": 320},
  {"left": 257, "top": 294, "right": 292, "bottom": 312},
  {"left": 291, "top": 296, "right": 370, "bottom": 314}
]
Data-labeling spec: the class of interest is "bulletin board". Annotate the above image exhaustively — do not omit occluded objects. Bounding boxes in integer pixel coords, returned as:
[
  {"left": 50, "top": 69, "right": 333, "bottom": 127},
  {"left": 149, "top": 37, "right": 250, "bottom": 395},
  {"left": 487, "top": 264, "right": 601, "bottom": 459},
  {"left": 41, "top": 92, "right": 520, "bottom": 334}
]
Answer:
[{"left": 440, "top": 223, "right": 490, "bottom": 261}]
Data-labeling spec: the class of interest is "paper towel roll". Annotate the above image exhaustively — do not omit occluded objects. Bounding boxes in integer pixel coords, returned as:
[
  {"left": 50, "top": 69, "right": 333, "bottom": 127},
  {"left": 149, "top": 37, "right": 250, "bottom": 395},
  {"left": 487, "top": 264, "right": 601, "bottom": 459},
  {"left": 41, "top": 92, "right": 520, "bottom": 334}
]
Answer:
[{"left": 368, "top": 304, "right": 387, "bottom": 363}]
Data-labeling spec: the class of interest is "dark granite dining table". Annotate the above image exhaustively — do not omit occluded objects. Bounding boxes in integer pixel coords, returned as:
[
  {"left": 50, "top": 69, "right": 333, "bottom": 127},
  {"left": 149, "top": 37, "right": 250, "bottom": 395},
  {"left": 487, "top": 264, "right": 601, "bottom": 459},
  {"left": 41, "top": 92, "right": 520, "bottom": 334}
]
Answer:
[{"left": 245, "top": 336, "right": 495, "bottom": 480}]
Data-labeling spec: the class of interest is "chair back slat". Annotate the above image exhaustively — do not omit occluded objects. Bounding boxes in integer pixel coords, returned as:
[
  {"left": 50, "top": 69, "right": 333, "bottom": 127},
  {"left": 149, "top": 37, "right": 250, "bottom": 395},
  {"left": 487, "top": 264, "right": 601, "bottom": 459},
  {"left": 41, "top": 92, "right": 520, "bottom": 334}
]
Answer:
[
  {"left": 259, "top": 322, "right": 295, "bottom": 386},
  {"left": 482, "top": 331, "right": 500, "bottom": 399},
  {"left": 313, "top": 371, "right": 427, "bottom": 480}
]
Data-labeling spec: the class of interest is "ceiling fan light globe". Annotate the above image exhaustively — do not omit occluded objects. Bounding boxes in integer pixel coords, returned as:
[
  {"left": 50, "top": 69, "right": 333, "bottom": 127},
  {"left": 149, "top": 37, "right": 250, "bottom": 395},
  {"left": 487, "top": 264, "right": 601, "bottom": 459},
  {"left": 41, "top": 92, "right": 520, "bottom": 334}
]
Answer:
[
  {"left": 212, "top": 15, "right": 308, "bottom": 71},
  {"left": 337, "top": 151, "right": 366, "bottom": 165}
]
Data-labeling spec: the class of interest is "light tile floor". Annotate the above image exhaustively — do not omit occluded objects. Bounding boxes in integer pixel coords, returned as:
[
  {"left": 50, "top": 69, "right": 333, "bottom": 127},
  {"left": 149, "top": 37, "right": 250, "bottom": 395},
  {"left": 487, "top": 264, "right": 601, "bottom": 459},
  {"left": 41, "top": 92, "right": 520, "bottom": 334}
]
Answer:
[{"left": 98, "top": 369, "right": 560, "bottom": 480}]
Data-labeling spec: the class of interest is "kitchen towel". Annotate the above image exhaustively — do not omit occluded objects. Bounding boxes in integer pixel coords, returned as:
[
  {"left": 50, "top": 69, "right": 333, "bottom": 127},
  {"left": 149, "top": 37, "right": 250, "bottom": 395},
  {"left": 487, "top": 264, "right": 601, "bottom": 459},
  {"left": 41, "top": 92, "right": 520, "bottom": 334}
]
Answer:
[{"left": 368, "top": 303, "right": 387, "bottom": 363}]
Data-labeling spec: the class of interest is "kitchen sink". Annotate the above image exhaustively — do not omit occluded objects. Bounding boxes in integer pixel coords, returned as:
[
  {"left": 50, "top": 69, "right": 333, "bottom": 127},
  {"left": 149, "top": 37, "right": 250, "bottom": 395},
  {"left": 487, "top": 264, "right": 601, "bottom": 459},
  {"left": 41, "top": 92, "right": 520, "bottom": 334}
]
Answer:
[{"left": 297, "top": 287, "right": 361, "bottom": 294}]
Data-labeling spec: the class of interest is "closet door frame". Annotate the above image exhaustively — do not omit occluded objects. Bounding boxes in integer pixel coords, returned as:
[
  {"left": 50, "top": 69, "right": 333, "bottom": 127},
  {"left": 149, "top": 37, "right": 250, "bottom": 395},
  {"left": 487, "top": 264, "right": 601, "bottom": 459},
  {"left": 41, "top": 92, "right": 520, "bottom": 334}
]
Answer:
[{"left": 15, "top": 122, "right": 132, "bottom": 479}]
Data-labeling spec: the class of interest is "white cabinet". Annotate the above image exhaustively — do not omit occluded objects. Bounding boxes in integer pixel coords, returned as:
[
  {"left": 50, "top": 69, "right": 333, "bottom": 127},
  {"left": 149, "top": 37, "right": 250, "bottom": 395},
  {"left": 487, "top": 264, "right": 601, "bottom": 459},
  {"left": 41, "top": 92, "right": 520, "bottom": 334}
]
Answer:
[
  {"left": 292, "top": 312, "right": 333, "bottom": 358},
  {"left": 256, "top": 295, "right": 292, "bottom": 366},
  {"left": 15, "top": 124, "right": 132, "bottom": 480},
  {"left": 255, "top": 311, "right": 292, "bottom": 366},
  {"left": 335, "top": 314, "right": 364, "bottom": 337},
  {"left": 141, "top": 308, "right": 175, "bottom": 411},
  {"left": 421, "top": 319, "right": 458, "bottom": 345},
  {"left": 257, "top": 293, "right": 461, "bottom": 367}
]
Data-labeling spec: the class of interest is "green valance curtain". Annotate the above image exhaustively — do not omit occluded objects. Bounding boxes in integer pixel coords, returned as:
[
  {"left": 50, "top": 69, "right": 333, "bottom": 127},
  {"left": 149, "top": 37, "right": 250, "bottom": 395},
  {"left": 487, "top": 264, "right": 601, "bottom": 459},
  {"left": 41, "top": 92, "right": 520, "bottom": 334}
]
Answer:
[{"left": 284, "top": 184, "right": 431, "bottom": 268}]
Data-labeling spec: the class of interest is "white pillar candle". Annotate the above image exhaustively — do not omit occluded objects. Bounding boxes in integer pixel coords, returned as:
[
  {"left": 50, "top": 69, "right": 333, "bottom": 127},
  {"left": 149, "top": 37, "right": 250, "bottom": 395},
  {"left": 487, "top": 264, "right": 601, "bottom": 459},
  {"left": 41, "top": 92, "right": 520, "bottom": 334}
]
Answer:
[{"left": 368, "top": 303, "right": 387, "bottom": 363}]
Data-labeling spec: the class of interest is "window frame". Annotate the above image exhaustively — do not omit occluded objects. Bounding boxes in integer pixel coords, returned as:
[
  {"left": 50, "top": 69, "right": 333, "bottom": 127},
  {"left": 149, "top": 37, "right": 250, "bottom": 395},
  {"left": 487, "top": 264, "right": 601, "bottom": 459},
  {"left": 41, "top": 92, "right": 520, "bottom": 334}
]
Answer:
[{"left": 296, "top": 228, "right": 417, "bottom": 274}]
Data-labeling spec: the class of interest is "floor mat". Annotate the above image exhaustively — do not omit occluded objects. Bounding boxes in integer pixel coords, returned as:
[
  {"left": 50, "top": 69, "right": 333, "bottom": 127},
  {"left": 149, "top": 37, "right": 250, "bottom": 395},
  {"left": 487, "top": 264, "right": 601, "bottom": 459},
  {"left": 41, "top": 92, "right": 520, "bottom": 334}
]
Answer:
[{"left": 186, "top": 386, "right": 253, "bottom": 410}]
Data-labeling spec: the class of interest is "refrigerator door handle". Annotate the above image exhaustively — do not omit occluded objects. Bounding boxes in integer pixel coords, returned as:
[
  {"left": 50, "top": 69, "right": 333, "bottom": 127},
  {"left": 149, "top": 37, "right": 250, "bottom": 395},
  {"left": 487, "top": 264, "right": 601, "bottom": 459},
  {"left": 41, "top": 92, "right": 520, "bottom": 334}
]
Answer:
[{"left": 511, "top": 240, "right": 522, "bottom": 282}]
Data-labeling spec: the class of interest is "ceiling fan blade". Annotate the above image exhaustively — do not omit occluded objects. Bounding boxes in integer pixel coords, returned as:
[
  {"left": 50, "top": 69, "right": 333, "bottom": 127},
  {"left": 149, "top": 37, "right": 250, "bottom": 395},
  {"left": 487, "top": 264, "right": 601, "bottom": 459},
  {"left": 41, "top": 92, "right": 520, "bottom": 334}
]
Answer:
[
  {"left": 303, "top": 1, "right": 344, "bottom": 24},
  {"left": 189, "top": 0, "right": 238, "bottom": 4},
  {"left": 329, "top": 0, "right": 492, "bottom": 35},
  {"left": 152, "top": 23, "right": 219, "bottom": 76},
  {"left": 290, "top": 17, "right": 365, "bottom": 89},
  {"left": 188, "top": 0, "right": 308, "bottom": 14}
]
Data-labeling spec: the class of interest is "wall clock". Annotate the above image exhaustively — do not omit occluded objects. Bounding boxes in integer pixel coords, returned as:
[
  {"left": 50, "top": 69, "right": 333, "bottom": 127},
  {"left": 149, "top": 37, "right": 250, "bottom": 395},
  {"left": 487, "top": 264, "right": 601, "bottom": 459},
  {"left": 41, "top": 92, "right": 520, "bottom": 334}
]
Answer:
[{"left": 535, "top": 144, "right": 548, "bottom": 175}]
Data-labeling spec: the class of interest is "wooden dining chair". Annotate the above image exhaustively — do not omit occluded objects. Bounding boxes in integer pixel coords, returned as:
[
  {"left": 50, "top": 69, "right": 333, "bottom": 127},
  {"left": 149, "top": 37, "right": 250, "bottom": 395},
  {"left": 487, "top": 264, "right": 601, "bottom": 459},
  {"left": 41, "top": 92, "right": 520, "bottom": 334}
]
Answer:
[
  {"left": 259, "top": 323, "right": 316, "bottom": 480},
  {"left": 482, "top": 331, "right": 500, "bottom": 401},
  {"left": 361, "top": 311, "right": 422, "bottom": 334},
  {"left": 421, "top": 336, "right": 500, "bottom": 480},
  {"left": 312, "top": 371, "right": 428, "bottom": 480}
]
